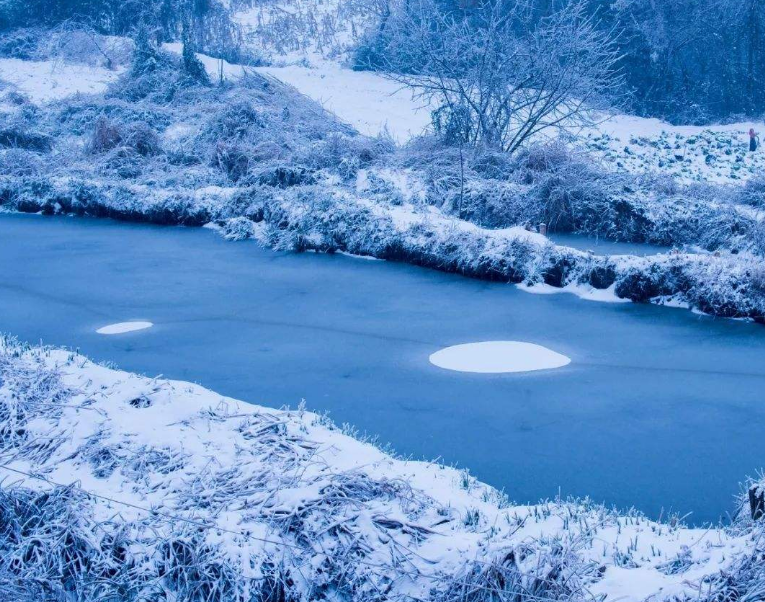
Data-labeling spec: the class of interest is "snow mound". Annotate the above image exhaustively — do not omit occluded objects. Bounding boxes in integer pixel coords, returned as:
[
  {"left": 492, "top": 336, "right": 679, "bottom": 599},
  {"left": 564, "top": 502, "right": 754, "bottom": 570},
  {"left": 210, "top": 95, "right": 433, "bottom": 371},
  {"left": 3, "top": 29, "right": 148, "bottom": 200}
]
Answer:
[
  {"left": 429, "top": 341, "right": 571, "bottom": 373},
  {"left": 96, "top": 321, "right": 153, "bottom": 335}
]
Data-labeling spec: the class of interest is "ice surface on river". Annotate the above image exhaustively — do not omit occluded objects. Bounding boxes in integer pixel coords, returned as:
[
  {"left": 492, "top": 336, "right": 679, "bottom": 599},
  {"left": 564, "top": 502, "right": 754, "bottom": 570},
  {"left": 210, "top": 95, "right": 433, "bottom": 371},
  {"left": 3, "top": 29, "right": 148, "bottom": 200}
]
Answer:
[{"left": 429, "top": 341, "right": 571, "bottom": 373}]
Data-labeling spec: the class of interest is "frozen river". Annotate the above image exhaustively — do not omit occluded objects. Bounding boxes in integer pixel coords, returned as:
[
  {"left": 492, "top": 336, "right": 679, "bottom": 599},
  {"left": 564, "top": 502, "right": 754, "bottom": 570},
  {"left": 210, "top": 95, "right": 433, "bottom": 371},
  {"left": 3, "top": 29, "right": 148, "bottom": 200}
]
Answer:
[{"left": 3, "top": 213, "right": 764, "bottom": 524}]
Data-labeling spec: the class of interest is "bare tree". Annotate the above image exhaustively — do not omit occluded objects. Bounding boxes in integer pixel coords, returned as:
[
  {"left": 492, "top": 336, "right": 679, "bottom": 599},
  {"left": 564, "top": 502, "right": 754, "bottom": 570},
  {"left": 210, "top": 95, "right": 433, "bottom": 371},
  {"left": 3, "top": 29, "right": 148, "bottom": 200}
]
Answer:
[{"left": 374, "top": 0, "right": 623, "bottom": 154}]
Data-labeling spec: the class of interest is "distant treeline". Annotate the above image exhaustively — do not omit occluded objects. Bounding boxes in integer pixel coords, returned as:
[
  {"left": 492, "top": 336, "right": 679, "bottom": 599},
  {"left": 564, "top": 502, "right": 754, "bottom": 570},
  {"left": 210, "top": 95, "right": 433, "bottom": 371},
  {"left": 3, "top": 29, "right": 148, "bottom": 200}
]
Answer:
[
  {"left": 357, "top": 0, "right": 765, "bottom": 124},
  {"left": 585, "top": 0, "right": 765, "bottom": 123}
]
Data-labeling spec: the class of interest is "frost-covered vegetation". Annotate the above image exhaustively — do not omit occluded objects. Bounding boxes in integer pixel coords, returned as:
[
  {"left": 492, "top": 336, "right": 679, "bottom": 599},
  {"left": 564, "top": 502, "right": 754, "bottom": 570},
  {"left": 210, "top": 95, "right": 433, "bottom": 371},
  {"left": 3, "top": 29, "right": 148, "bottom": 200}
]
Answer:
[
  {"left": 2, "top": 335, "right": 765, "bottom": 601},
  {"left": 0, "top": 26, "right": 763, "bottom": 321}
]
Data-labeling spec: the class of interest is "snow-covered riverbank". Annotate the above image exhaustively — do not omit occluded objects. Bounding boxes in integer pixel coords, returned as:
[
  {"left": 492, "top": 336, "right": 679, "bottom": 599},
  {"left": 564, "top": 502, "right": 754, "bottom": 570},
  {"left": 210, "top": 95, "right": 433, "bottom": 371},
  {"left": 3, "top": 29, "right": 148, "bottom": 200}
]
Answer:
[
  {"left": 1, "top": 335, "right": 763, "bottom": 601},
  {"left": 1, "top": 34, "right": 764, "bottom": 322}
]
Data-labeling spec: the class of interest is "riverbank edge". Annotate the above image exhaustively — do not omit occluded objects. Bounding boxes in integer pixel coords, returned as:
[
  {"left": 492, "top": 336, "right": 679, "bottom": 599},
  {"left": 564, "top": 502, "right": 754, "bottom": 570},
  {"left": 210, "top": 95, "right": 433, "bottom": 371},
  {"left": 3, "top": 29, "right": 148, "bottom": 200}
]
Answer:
[
  {"left": 2, "top": 174, "right": 764, "bottom": 322},
  {"left": 1, "top": 335, "right": 762, "bottom": 601}
]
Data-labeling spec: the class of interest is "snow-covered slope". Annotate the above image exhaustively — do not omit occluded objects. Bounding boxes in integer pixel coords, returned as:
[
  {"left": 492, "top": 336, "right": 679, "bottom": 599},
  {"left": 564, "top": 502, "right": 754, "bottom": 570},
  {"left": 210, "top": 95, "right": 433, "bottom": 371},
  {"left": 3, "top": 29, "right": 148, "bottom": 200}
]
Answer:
[
  {"left": 233, "top": 0, "right": 371, "bottom": 64},
  {"left": 1, "top": 336, "right": 760, "bottom": 601},
  {"left": 255, "top": 64, "right": 431, "bottom": 142},
  {"left": 0, "top": 57, "right": 123, "bottom": 104}
]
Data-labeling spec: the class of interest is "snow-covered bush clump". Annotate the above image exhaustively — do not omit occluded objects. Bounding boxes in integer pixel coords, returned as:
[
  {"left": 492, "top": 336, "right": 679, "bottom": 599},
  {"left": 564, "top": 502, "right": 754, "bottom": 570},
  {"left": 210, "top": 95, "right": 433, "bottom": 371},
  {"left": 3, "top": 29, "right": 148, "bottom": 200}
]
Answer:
[
  {"left": 397, "top": 137, "right": 753, "bottom": 252},
  {"left": 2, "top": 335, "right": 764, "bottom": 602}
]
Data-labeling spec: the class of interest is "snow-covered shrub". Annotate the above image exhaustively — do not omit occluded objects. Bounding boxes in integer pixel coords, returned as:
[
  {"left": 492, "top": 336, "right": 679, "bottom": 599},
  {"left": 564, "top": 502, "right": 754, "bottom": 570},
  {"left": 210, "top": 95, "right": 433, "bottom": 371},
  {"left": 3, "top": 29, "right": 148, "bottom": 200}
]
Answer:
[
  {"left": 299, "top": 132, "right": 393, "bottom": 179},
  {"left": 469, "top": 147, "right": 516, "bottom": 180},
  {"left": 516, "top": 140, "right": 575, "bottom": 174},
  {"left": 0, "top": 126, "right": 51, "bottom": 152},
  {"left": 54, "top": 97, "right": 172, "bottom": 138},
  {"left": 0, "top": 26, "right": 42, "bottom": 58},
  {"left": 181, "top": 34, "right": 211, "bottom": 86},
  {"left": 89, "top": 119, "right": 160, "bottom": 178},
  {"left": 648, "top": 195, "right": 746, "bottom": 251},
  {"left": 736, "top": 174, "right": 765, "bottom": 208},
  {"left": 123, "top": 121, "right": 161, "bottom": 156},
  {"left": 753, "top": 221, "right": 765, "bottom": 257},
  {"left": 110, "top": 35, "right": 189, "bottom": 103},
  {"left": 641, "top": 171, "right": 681, "bottom": 197},
  {"left": 204, "top": 99, "right": 266, "bottom": 143},
  {"left": 684, "top": 257, "right": 765, "bottom": 319},
  {"left": 3, "top": 89, "right": 30, "bottom": 106},
  {"left": 615, "top": 263, "right": 679, "bottom": 303},
  {"left": 98, "top": 146, "right": 146, "bottom": 179},
  {"left": 89, "top": 116, "right": 123, "bottom": 153},
  {"left": 221, "top": 216, "right": 257, "bottom": 240},
  {"left": 0, "top": 148, "right": 44, "bottom": 176},
  {"left": 214, "top": 141, "right": 251, "bottom": 182}
]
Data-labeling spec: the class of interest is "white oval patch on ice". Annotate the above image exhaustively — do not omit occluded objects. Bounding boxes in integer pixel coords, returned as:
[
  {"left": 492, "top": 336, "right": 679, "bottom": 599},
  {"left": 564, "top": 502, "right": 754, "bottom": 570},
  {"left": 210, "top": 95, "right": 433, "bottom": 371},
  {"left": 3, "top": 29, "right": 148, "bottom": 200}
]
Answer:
[
  {"left": 429, "top": 341, "right": 570, "bottom": 374},
  {"left": 96, "top": 321, "right": 154, "bottom": 335}
]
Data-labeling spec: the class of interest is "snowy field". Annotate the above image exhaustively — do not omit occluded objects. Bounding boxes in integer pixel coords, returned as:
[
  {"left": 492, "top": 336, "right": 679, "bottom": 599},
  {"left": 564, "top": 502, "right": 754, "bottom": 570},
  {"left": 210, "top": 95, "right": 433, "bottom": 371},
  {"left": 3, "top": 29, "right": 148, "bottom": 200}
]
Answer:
[
  {"left": 255, "top": 64, "right": 431, "bottom": 142},
  {"left": 2, "top": 336, "right": 763, "bottom": 601}
]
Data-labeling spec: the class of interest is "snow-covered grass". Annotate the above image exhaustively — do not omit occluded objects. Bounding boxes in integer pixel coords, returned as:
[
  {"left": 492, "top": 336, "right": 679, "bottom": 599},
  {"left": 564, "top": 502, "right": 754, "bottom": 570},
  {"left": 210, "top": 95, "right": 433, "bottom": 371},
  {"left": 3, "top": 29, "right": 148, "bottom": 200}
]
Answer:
[{"left": 2, "top": 335, "right": 764, "bottom": 601}]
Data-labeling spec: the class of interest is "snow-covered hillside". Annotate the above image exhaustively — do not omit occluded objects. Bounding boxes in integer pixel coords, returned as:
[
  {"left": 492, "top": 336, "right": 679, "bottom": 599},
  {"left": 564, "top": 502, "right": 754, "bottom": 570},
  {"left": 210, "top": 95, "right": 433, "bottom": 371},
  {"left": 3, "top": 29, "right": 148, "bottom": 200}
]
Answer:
[{"left": 2, "top": 336, "right": 762, "bottom": 601}]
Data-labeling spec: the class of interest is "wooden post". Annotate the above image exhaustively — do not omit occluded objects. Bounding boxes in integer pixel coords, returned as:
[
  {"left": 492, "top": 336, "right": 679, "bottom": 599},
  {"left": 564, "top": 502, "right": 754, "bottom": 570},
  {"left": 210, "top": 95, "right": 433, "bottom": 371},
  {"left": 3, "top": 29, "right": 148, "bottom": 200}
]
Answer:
[
  {"left": 749, "top": 485, "right": 764, "bottom": 520},
  {"left": 539, "top": 223, "right": 548, "bottom": 236}
]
